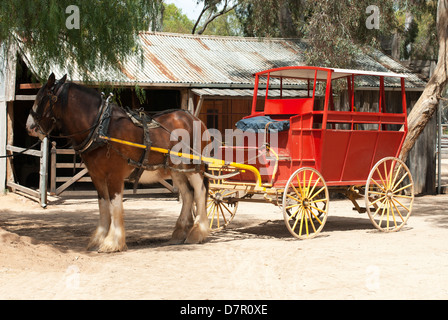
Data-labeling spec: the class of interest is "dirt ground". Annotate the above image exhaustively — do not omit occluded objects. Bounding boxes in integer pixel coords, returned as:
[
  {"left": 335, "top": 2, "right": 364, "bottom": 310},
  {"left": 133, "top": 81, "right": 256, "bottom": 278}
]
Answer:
[{"left": 0, "top": 191, "right": 447, "bottom": 300}]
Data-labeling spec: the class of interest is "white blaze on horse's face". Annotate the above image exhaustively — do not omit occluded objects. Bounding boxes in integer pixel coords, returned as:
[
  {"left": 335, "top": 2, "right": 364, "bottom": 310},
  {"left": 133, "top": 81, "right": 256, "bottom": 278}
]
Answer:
[{"left": 26, "top": 101, "right": 45, "bottom": 140}]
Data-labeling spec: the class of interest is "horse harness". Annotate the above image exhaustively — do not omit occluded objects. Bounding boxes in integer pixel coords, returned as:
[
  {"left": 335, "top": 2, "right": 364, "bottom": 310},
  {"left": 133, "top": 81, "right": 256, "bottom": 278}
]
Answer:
[{"left": 32, "top": 87, "right": 203, "bottom": 189}]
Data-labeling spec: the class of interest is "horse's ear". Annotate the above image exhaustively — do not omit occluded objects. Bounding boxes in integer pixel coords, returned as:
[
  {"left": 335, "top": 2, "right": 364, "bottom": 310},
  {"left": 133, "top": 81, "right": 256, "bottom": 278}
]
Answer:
[
  {"left": 47, "top": 73, "right": 56, "bottom": 88},
  {"left": 59, "top": 74, "right": 67, "bottom": 84}
]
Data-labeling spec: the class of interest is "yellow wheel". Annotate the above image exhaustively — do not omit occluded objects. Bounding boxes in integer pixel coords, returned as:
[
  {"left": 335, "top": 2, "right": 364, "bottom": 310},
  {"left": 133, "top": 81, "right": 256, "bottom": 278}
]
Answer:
[
  {"left": 207, "top": 189, "right": 239, "bottom": 231},
  {"left": 365, "top": 157, "right": 414, "bottom": 232},
  {"left": 282, "top": 168, "right": 329, "bottom": 239}
]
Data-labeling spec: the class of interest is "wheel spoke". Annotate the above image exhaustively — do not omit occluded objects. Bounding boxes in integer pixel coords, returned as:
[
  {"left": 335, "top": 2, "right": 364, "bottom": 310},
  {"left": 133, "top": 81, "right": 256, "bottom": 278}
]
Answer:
[
  {"left": 378, "top": 201, "right": 388, "bottom": 228},
  {"left": 391, "top": 163, "right": 403, "bottom": 190},
  {"left": 371, "top": 178, "right": 387, "bottom": 192},
  {"left": 288, "top": 207, "right": 301, "bottom": 221},
  {"left": 308, "top": 212, "right": 318, "bottom": 233},
  {"left": 311, "top": 197, "right": 327, "bottom": 204},
  {"left": 392, "top": 171, "right": 409, "bottom": 192},
  {"left": 393, "top": 183, "right": 413, "bottom": 194},
  {"left": 372, "top": 197, "right": 388, "bottom": 218},
  {"left": 309, "top": 186, "right": 326, "bottom": 201},
  {"left": 387, "top": 160, "right": 397, "bottom": 189},
  {"left": 209, "top": 204, "right": 217, "bottom": 229},
  {"left": 392, "top": 197, "right": 411, "bottom": 213},
  {"left": 389, "top": 200, "right": 398, "bottom": 229},
  {"left": 287, "top": 193, "right": 301, "bottom": 203},
  {"left": 218, "top": 204, "right": 228, "bottom": 225},
  {"left": 383, "top": 161, "right": 390, "bottom": 187},
  {"left": 291, "top": 184, "right": 302, "bottom": 200},
  {"left": 369, "top": 194, "right": 386, "bottom": 206},
  {"left": 296, "top": 175, "right": 304, "bottom": 197},
  {"left": 292, "top": 208, "right": 303, "bottom": 233},
  {"left": 376, "top": 167, "right": 387, "bottom": 191},
  {"left": 302, "top": 170, "right": 308, "bottom": 197},
  {"left": 391, "top": 198, "right": 405, "bottom": 222},
  {"left": 285, "top": 203, "right": 300, "bottom": 210},
  {"left": 309, "top": 207, "right": 324, "bottom": 225},
  {"left": 304, "top": 209, "right": 310, "bottom": 236}
]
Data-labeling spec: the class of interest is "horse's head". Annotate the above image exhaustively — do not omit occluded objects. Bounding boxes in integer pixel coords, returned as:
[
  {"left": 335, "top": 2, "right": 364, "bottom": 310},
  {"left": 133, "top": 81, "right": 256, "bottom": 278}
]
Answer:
[{"left": 26, "top": 73, "right": 67, "bottom": 139}]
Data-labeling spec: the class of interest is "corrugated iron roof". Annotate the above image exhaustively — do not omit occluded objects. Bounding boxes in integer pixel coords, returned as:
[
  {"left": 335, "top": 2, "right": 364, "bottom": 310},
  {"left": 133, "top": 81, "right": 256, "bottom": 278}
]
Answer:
[
  {"left": 20, "top": 32, "right": 427, "bottom": 89},
  {"left": 192, "top": 88, "right": 313, "bottom": 98}
]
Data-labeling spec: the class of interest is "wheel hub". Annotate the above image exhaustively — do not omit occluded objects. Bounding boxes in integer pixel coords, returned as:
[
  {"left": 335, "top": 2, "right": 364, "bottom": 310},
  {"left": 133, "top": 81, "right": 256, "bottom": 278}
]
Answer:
[
  {"left": 302, "top": 198, "right": 310, "bottom": 209},
  {"left": 386, "top": 190, "right": 393, "bottom": 200},
  {"left": 213, "top": 192, "right": 223, "bottom": 202}
]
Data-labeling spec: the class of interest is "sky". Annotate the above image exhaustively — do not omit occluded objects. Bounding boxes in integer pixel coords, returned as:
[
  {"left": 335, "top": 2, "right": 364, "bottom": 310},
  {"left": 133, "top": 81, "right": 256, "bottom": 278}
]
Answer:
[{"left": 164, "top": 0, "right": 202, "bottom": 20}]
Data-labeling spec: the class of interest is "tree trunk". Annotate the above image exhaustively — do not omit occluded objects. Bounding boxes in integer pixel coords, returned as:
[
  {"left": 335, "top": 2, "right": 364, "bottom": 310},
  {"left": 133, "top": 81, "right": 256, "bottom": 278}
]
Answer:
[{"left": 399, "top": 0, "right": 448, "bottom": 163}]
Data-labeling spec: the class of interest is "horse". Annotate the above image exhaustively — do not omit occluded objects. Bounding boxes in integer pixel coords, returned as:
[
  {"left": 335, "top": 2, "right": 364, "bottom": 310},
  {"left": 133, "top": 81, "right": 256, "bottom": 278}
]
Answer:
[{"left": 26, "top": 73, "right": 210, "bottom": 253}]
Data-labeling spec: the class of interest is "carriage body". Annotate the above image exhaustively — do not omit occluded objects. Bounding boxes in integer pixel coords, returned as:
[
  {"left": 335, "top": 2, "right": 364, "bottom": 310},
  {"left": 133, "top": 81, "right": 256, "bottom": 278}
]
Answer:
[
  {"left": 218, "top": 66, "right": 408, "bottom": 188},
  {"left": 206, "top": 66, "right": 414, "bottom": 238}
]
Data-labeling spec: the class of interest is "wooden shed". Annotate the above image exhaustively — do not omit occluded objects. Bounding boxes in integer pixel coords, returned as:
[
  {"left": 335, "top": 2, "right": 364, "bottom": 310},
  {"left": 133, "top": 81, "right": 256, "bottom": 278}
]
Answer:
[{"left": 0, "top": 32, "right": 431, "bottom": 205}]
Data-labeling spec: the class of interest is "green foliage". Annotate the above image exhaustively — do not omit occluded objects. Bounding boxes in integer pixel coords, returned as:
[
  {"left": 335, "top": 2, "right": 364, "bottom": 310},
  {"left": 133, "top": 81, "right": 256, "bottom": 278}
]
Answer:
[
  {"left": 396, "top": 0, "right": 438, "bottom": 60},
  {"left": 0, "top": 0, "right": 163, "bottom": 81},
  {"left": 200, "top": 9, "right": 243, "bottom": 36},
  {"left": 302, "top": 0, "right": 399, "bottom": 68},
  {"left": 162, "top": 3, "right": 194, "bottom": 34}
]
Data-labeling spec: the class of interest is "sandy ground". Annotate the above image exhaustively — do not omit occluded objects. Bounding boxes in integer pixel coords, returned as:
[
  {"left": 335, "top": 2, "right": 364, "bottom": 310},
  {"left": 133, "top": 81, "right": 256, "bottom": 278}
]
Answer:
[{"left": 0, "top": 191, "right": 447, "bottom": 300}]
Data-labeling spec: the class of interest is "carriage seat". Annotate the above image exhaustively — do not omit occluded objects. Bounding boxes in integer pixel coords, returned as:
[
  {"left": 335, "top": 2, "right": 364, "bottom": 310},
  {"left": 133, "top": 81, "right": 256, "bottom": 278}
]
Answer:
[{"left": 236, "top": 116, "right": 290, "bottom": 132}]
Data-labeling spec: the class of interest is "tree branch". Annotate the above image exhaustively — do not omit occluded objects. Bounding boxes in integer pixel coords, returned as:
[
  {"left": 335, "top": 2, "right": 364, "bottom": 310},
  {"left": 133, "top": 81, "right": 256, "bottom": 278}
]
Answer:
[{"left": 193, "top": 0, "right": 238, "bottom": 35}]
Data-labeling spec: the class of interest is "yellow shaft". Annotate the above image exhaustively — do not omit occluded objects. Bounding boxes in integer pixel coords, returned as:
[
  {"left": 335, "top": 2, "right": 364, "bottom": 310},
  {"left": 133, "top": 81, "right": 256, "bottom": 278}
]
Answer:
[{"left": 99, "top": 135, "right": 263, "bottom": 186}]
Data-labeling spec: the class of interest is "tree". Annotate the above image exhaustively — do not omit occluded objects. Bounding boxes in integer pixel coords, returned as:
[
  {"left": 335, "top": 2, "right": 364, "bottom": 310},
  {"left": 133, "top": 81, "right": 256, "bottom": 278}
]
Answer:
[
  {"left": 162, "top": 3, "right": 194, "bottom": 34},
  {"left": 235, "top": 0, "right": 302, "bottom": 38},
  {"left": 0, "top": 0, "right": 163, "bottom": 81},
  {"left": 192, "top": 0, "right": 238, "bottom": 34},
  {"left": 399, "top": 0, "right": 448, "bottom": 162}
]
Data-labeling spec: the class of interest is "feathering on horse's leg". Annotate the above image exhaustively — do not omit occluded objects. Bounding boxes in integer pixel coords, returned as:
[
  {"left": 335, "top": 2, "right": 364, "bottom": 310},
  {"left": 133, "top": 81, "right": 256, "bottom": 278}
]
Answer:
[
  {"left": 99, "top": 191, "right": 127, "bottom": 252},
  {"left": 87, "top": 179, "right": 111, "bottom": 251},
  {"left": 185, "top": 172, "right": 210, "bottom": 244},
  {"left": 97, "top": 176, "right": 127, "bottom": 252},
  {"left": 169, "top": 172, "right": 194, "bottom": 244}
]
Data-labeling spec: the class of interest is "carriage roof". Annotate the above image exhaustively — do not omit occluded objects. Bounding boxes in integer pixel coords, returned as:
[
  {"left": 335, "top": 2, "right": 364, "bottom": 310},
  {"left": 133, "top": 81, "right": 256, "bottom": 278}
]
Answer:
[{"left": 254, "top": 66, "right": 408, "bottom": 81}]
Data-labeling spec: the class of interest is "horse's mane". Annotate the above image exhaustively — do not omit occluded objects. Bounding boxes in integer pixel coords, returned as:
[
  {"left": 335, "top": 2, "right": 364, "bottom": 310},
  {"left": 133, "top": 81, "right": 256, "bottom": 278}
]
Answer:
[{"left": 59, "top": 82, "right": 102, "bottom": 109}]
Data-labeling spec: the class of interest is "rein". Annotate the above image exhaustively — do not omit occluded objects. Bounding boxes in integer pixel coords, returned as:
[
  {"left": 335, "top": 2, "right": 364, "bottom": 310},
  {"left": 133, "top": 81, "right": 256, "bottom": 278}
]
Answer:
[{"left": 0, "top": 140, "right": 42, "bottom": 159}]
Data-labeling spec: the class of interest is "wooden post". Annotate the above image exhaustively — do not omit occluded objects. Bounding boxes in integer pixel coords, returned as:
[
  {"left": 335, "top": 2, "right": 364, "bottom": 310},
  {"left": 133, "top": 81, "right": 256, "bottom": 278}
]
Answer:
[
  {"left": 50, "top": 141, "right": 57, "bottom": 195},
  {"left": 39, "top": 137, "right": 49, "bottom": 208}
]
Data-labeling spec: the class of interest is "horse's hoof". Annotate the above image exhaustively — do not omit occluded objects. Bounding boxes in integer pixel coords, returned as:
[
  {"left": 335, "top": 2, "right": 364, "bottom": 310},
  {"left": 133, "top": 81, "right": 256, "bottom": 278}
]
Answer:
[
  {"left": 185, "top": 225, "right": 209, "bottom": 244},
  {"left": 98, "top": 242, "right": 128, "bottom": 253},
  {"left": 167, "top": 238, "right": 185, "bottom": 245}
]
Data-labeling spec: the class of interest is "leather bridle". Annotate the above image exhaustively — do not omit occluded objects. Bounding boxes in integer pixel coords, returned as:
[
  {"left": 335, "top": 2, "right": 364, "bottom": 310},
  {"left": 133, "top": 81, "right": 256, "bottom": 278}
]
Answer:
[{"left": 29, "top": 83, "right": 62, "bottom": 137}]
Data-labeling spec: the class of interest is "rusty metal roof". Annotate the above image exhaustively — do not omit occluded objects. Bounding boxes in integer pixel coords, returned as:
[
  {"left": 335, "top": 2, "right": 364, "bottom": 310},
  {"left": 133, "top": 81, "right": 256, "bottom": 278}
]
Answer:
[{"left": 21, "top": 32, "right": 427, "bottom": 89}]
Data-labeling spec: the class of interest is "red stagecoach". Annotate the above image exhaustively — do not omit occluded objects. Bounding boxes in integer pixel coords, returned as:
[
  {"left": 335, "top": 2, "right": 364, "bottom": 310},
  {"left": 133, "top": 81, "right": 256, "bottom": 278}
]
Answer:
[{"left": 207, "top": 66, "right": 414, "bottom": 239}]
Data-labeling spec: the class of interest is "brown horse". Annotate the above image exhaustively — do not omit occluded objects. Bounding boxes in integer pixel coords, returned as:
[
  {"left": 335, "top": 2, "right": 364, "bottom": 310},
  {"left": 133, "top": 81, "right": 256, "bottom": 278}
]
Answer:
[{"left": 26, "top": 73, "right": 210, "bottom": 252}]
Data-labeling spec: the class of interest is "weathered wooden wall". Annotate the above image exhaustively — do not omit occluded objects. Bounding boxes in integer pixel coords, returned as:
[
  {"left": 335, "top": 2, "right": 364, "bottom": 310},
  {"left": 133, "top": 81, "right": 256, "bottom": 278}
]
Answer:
[{"left": 0, "top": 44, "right": 17, "bottom": 193}]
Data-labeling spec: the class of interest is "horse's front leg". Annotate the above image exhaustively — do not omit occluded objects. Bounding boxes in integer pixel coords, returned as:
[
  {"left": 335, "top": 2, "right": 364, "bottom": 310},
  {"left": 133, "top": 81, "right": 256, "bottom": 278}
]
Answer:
[
  {"left": 99, "top": 190, "right": 127, "bottom": 253},
  {"left": 87, "top": 178, "right": 111, "bottom": 251},
  {"left": 87, "top": 196, "right": 111, "bottom": 251}
]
